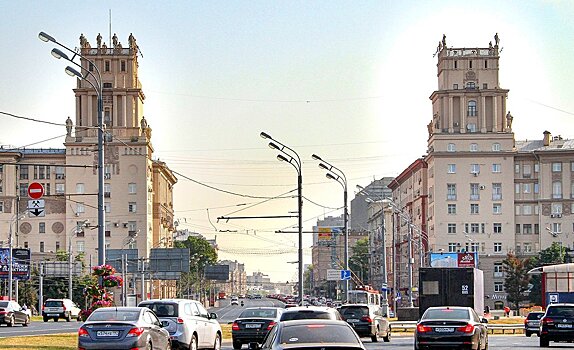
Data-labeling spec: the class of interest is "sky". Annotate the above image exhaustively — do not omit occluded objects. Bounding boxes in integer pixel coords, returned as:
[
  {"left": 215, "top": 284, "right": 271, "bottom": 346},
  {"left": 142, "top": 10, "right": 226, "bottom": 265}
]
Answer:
[{"left": 1, "top": 1, "right": 574, "bottom": 283}]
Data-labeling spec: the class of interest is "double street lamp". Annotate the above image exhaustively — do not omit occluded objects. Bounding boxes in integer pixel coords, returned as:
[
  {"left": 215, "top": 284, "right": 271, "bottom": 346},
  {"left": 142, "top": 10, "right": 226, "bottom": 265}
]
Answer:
[
  {"left": 260, "top": 132, "right": 303, "bottom": 303},
  {"left": 311, "top": 154, "right": 349, "bottom": 302},
  {"left": 39, "top": 32, "right": 106, "bottom": 277}
]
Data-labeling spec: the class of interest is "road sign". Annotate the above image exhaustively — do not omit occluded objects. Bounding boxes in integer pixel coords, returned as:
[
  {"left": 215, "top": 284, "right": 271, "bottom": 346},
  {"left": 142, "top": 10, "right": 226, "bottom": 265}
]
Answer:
[
  {"left": 549, "top": 293, "right": 559, "bottom": 304},
  {"left": 327, "top": 269, "right": 340, "bottom": 281},
  {"left": 28, "top": 199, "right": 45, "bottom": 217},
  {"left": 27, "top": 182, "right": 44, "bottom": 200},
  {"left": 341, "top": 270, "right": 351, "bottom": 280}
]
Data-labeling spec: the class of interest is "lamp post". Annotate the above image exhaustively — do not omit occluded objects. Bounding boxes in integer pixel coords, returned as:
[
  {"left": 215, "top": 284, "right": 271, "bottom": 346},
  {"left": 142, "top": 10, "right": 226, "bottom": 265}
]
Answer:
[
  {"left": 311, "top": 154, "right": 348, "bottom": 302},
  {"left": 39, "top": 32, "right": 106, "bottom": 279},
  {"left": 8, "top": 211, "right": 27, "bottom": 301},
  {"left": 260, "top": 132, "right": 303, "bottom": 303}
]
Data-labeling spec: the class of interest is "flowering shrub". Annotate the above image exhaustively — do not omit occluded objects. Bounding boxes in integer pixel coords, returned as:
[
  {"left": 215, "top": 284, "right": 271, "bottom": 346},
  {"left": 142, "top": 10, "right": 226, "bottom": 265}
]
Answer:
[
  {"left": 103, "top": 275, "right": 123, "bottom": 288},
  {"left": 92, "top": 264, "right": 116, "bottom": 277}
]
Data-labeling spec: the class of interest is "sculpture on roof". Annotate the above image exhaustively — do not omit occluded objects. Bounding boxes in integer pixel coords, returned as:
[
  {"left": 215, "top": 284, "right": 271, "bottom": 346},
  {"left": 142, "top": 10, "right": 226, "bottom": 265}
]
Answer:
[
  {"left": 442, "top": 34, "right": 447, "bottom": 47},
  {"left": 494, "top": 33, "right": 500, "bottom": 47},
  {"left": 66, "top": 116, "right": 73, "bottom": 136},
  {"left": 96, "top": 33, "right": 102, "bottom": 48},
  {"left": 112, "top": 33, "right": 118, "bottom": 48},
  {"left": 506, "top": 111, "right": 513, "bottom": 130},
  {"left": 79, "top": 33, "right": 90, "bottom": 48}
]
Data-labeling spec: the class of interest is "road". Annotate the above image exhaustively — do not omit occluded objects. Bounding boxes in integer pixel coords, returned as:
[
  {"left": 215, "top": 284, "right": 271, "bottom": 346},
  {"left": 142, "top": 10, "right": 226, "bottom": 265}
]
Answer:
[{"left": 0, "top": 297, "right": 571, "bottom": 349}]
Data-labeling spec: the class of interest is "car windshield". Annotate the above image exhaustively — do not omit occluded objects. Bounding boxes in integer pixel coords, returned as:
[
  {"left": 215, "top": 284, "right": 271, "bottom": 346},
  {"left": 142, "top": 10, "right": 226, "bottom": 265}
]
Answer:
[
  {"left": 0, "top": 302, "right": 9, "bottom": 308},
  {"left": 422, "top": 308, "right": 470, "bottom": 320},
  {"left": 140, "top": 303, "right": 178, "bottom": 317},
  {"left": 45, "top": 301, "right": 63, "bottom": 307},
  {"left": 281, "top": 311, "right": 331, "bottom": 321},
  {"left": 88, "top": 310, "right": 140, "bottom": 321},
  {"left": 527, "top": 313, "right": 543, "bottom": 320},
  {"left": 240, "top": 309, "right": 277, "bottom": 318},
  {"left": 547, "top": 307, "right": 574, "bottom": 317},
  {"left": 339, "top": 306, "right": 369, "bottom": 318},
  {"left": 280, "top": 324, "right": 358, "bottom": 344}
]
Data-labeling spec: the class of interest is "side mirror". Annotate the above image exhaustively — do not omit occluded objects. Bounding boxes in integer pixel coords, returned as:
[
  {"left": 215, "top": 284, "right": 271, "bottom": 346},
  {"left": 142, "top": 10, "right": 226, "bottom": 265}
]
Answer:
[
  {"left": 161, "top": 320, "right": 169, "bottom": 327},
  {"left": 481, "top": 318, "right": 488, "bottom": 324},
  {"left": 210, "top": 312, "right": 218, "bottom": 320}
]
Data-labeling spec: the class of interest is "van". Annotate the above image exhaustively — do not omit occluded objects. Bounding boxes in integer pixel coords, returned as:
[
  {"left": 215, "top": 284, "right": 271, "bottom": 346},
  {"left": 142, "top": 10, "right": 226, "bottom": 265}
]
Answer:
[{"left": 42, "top": 298, "right": 81, "bottom": 322}]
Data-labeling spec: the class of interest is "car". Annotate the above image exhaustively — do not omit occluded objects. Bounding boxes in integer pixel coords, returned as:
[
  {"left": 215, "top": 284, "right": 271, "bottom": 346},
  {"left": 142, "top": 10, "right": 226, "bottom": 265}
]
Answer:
[
  {"left": 139, "top": 298, "right": 222, "bottom": 350},
  {"left": 338, "top": 303, "right": 391, "bottom": 342},
  {"left": 231, "top": 297, "right": 240, "bottom": 306},
  {"left": 280, "top": 306, "right": 343, "bottom": 321},
  {"left": 231, "top": 307, "right": 284, "bottom": 349},
  {"left": 539, "top": 303, "right": 574, "bottom": 347},
  {"left": 0, "top": 301, "right": 30, "bottom": 327},
  {"left": 415, "top": 306, "right": 488, "bottom": 350},
  {"left": 524, "top": 311, "right": 544, "bottom": 337},
  {"left": 259, "top": 319, "right": 366, "bottom": 350},
  {"left": 78, "top": 306, "right": 171, "bottom": 350},
  {"left": 42, "top": 298, "right": 81, "bottom": 322}
]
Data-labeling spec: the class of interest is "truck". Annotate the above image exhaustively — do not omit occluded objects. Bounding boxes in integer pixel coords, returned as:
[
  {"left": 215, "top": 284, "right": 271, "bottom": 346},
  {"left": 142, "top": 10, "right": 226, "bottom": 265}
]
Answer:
[
  {"left": 418, "top": 267, "right": 484, "bottom": 318},
  {"left": 528, "top": 263, "right": 574, "bottom": 307},
  {"left": 218, "top": 291, "right": 226, "bottom": 300}
]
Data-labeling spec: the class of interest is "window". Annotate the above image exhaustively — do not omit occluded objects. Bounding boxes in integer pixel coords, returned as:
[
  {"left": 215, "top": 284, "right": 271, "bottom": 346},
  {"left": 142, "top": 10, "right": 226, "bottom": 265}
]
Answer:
[
  {"left": 524, "top": 243, "right": 532, "bottom": 253},
  {"left": 0, "top": 201, "right": 3, "bottom": 212},
  {"left": 492, "top": 164, "right": 501, "bottom": 173},
  {"left": 516, "top": 244, "right": 521, "bottom": 253},
  {"left": 447, "top": 184, "right": 457, "bottom": 200},
  {"left": 470, "top": 183, "right": 480, "bottom": 200},
  {"left": 447, "top": 143, "right": 456, "bottom": 152},
  {"left": 469, "top": 223, "right": 480, "bottom": 234},
  {"left": 467, "top": 81, "right": 475, "bottom": 89},
  {"left": 448, "top": 164, "right": 456, "bottom": 173},
  {"left": 448, "top": 243, "right": 457, "bottom": 252},
  {"left": 19, "top": 165, "right": 29, "bottom": 179},
  {"left": 523, "top": 164, "right": 531, "bottom": 177},
  {"left": 572, "top": 162, "right": 574, "bottom": 172},
  {"left": 105, "top": 60, "right": 111, "bottom": 72},
  {"left": 470, "top": 164, "right": 480, "bottom": 175},
  {"left": 56, "top": 183, "right": 65, "bottom": 194},
  {"left": 515, "top": 183, "right": 521, "bottom": 194},
  {"left": 453, "top": 84, "right": 458, "bottom": 89},
  {"left": 492, "top": 143, "right": 501, "bottom": 151},
  {"left": 552, "top": 223, "right": 562, "bottom": 234},
  {"left": 553, "top": 181, "right": 562, "bottom": 199},
  {"left": 493, "top": 223, "right": 502, "bottom": 234},
  {"left": 76, "top": 183, "right": 85, "bottom": 194},
  {"left": 128, "top": 202, "right": 137, "bottom": 213},
  {"left": 523, "top": 183, "right": 531, "bottom": 194},
  {"left": 19, "top": 183, "right": 28, "bottom": 197},
  {"left": 535, "top": 224, "right": 540, "bottom": 235},
  {"left": 552, "top": 162, "right": 562, "bottom": 172},
  {"left": 492, "top": 183, "right": 502, "bottom": 200},
  {"left": 448, "top": 223, "right": 457, "bottom": 234},
  {"left": 121, "top": 60, "right": 126, "bottom": 72},
  {"left": 467, "top": 101, "right": 477, "bottom": 116},
  {"left": 523, "top": 205, "right": 532, "bottom": 215},
  {"left": 104, "top": 183, "right": 111, "bottom": 197},
  {"left": 76, "top": 203, "right": 85, "bottom": 214},
  {"left": 23, "top": 242, "right": 28, "bottom": 248},
  {"left": 534, "top": 183, "right": 540, "bottom": 194},
  {"left": 39, "top": 222, "right": 45, "bottom": 234},
  {"left": 470, "top": 204, "right": 479, "bottom": 214},
  {"left": 470, "top": 143, "right": 478, "bottom": 152},
  {"left": 493, "top": 203, "right": 502, "bottom": 214},
  {"left": 523, "top": 224, "right": 533, "bottom": 235},
  {"left": 55, "top": 166, "right": 65, "bottom": 179},
  {"left": 105, "top": 202, "right": 111, "bottom": 213},
  {"left": 56, "top": 242, "right": 60, "bottom": 251},
  {"left": 448, "top": 204, "right": 457, "bottom": 214},
  {"left": 128, "top": 221, "right": 137, "bottom": 232},
  {"left": 77, "top": 241, "right": 85, "bottom": 252},
  {"left": 470, "top": 242, "right": 479, "bottom": 252},
  {"left": 551, "top": 203, "right": 563, "bottom": 215},
  {"left": 494, "top": 282, "right": 504, "bottom": 292},
  {"left": 454, "top": 61, "right": 458, "bottom": 69},
  {"left": 494, "top": 242, "right": 502, "bottom": 253},
  {"left": 0, "top": 179, "right": 2, "bottom": 193},
  {"left": 40, "top": 242, "right": 45, "bottom": 252},
  {"left": 515, "top": 205, "right": 521, "bottom": 216},
  {"left": 128, "top": 183, "right": 137, "bottom": 194},
  {"left": 494, "top": 263, "right": 503, "bottom": 277}
]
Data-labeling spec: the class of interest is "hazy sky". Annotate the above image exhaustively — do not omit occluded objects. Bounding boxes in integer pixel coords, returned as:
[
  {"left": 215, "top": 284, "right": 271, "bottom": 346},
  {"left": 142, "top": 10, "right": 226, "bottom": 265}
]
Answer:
[{"left": 1, "top": 1, "right": 573, "bottom": 283}]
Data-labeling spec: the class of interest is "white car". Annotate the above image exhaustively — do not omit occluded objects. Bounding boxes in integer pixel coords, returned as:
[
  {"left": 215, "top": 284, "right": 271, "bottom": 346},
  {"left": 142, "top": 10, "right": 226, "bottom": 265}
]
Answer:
[
  {"left": 42, "top": 298, "right": 81, "bottom": 322},
  {"left": 139, "top": 299, "right": 222, "bottom": 350},
  {"left": 231, "top": 297, "right": 239, "bottom": 305}
]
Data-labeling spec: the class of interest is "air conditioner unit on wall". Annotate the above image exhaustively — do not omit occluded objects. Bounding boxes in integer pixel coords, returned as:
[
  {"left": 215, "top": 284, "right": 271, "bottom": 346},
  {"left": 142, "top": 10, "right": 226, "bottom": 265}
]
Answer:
[
  {"left": 551, "top": 214, "right": 562, "bottom": 218},
  {"left": 479, "top": 185, "right": 485, "bottom": 190}
]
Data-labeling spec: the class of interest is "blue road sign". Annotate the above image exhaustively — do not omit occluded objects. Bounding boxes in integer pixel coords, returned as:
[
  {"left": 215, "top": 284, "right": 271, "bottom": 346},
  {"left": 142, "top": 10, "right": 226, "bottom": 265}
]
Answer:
[{"left": 341, "top": 270, "right": 351, "bottom": 280}]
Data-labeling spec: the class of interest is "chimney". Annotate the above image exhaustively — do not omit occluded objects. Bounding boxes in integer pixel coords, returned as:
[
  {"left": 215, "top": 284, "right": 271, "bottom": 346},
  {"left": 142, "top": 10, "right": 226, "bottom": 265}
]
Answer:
[{"left": 543, "top": 131, "right": 551, "bottom": 146}]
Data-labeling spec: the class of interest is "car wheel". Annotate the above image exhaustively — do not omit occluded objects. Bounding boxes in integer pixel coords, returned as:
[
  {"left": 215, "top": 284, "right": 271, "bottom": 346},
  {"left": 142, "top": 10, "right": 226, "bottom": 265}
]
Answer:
[
  {"left": 525, "top": 331, "right": 532, "bottom": 337},
  {"left": 190, "top": 334, "right": 198, "bottom": 350},
  {"left": 212, "top": 333, "right": 221, "bottom": 350},
  {"left": 146, "top": 341, "right": 153, "bottom": 350},
  {"left": 165, "top": 341, "right": 172, "bottom": 350},
  {"left": 233, "top": 340, "right": 242, "bottom": 350},
  {"left": 383, "top": 329, "right": 391, "bottom": 342},
  {"left": 6, "top": 316, "right": 14, "bottom": 327},
  {"left": 371, "top": 331, "right": 378, "bottom": 342},
  {"left": 43, "top": 316, "right": 49, "bottom": 322},
  {"left": 54, "top": 318, "right": 59, "bottom": 322},
  {"left": 65, "top": 312, "right": 71, "bottom": 322},
  {"left": 23, "top": 316, "right": 30, "bottom": 327},
  {"left": 540, "top": 335, "right": 549, "bottom": 347}
]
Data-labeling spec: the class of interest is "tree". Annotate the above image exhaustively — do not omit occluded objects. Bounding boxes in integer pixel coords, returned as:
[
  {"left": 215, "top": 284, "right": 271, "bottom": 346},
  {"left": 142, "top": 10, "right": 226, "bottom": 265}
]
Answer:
[
  {"left": 174, "top": 236, "right": 218, "bottom": 297},
  {"left": 527, "top": 242, "right": 567, "bottom": 306},
  {"left": 502, "top": 253, "right": 531, "bottom": 311},
  {"left": 349, "top": 238, "right": 370, "bottom": 285}
]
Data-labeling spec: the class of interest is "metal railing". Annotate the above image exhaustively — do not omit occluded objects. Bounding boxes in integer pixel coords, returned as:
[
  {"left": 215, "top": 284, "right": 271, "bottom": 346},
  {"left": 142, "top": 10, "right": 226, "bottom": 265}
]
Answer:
[{"left": 389, "top": 321, "right": 524, "bottom": 334}]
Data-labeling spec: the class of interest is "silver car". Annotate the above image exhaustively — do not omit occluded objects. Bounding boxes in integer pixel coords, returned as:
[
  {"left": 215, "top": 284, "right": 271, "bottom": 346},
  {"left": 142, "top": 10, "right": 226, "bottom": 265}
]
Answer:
[{"left": 139, "top": 299, "right": 222, "bottom": 350}]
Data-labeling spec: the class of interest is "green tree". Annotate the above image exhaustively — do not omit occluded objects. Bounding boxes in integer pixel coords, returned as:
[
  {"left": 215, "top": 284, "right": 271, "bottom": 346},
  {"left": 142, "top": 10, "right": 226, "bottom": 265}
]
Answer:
[
  {"left": 527, "top": 242, "right": 567, "bottom": 306},
  {"left": 502, "top": 253, "right": 531, "bottom": 311},
  {"left": 174, "top": 236, "right": 218, "bottom": 297},
  {"left": 349, "top": 238, "right": 370, "bottom": 285}
]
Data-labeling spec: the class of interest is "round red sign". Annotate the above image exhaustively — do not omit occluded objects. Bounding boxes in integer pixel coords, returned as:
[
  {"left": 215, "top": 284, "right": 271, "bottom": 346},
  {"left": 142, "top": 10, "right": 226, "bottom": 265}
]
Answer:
[{"left": 28, "top": 182, "right": 45, "bottom": 200}]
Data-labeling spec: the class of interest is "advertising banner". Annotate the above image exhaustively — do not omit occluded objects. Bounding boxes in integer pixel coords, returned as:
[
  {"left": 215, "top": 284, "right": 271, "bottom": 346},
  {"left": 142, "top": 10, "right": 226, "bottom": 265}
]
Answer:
[
  {"left": 429, "top": 252, "right": 478, "bottom": 268},
  {"left": 0, "top": 248, "right": 31, "bottom": 280}
]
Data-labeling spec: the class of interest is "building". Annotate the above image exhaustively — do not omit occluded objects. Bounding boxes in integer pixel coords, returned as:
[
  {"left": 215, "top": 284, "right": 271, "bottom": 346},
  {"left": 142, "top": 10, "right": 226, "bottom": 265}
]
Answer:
[
  {"left": 389, "top": 34, "right": 573, "bottom": 310},
  {"left": 0, "top": 32, "right": 177, "bottom": 301},
  {"left": 219, "top": 260, "right": 247, "bottom": 295}
]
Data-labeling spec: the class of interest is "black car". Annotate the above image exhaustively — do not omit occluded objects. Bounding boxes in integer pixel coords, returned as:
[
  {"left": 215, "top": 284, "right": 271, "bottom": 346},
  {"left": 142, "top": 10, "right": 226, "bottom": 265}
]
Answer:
[
  {"left": 232, "top": 307, "right": 283, "bottom": 349},
  {"left": 280, "top": 306, "right": 342, "bottom": 321},
  {"left": 540, "top": 303, "right": 574, "bottom": 347},
  {"left": 338, "top": 304, "right": 390, "bottom": 342},
  {"left": 78, "top": 307, "right": 171, "bottom": 350},
  {"left": 0, "top": 301, "right": 30, "bottom": 327},
  {"left": 524, "top": 311, "right": 544, "bottom": 337},
  {"left": 259, "top": 319, "right": 366, "bottom": 350},
  {"left": 415, "top": 306, "right": 488, "bottom": 350}
]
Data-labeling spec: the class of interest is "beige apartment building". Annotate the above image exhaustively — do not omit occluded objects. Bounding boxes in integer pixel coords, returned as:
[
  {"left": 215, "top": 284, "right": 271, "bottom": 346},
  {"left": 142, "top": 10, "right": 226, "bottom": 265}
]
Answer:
[
  {"left": 388, "top": 35, "right": 574, "bottom": 310},
  {"left": 0, "top": 32, "right": 177, "bottom": 300}
]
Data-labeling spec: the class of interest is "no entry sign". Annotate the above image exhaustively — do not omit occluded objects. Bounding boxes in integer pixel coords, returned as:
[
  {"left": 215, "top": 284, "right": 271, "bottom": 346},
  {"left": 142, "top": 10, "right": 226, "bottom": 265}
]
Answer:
[{"left": 28, "top": 182, "right": 45, "bottom": 200}]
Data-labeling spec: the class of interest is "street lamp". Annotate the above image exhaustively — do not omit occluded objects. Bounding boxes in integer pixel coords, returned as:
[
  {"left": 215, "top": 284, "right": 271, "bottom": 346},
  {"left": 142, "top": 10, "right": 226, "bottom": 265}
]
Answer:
[
  {"left": 8, "top": 211, "right": 28, "bottom": 301},
  {"left": 311, "top": 154, "right": 349, "bottom": 302},
  {"left": 260, "top": 132, "right": 303, "bottom": 303},
  {"left": 39, "top": 32, "right": 106, "bottom": 279}
]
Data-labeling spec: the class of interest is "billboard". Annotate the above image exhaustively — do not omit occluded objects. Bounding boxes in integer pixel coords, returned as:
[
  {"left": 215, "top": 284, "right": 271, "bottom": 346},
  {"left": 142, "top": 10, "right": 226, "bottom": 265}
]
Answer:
[
  {"left": 317, "top": 227, "right": 341, "bottom": 247},
  {"left": 0, "top": 248, "right": 31, "bottom": 280},
  {"left": 204, "top": 265, "right": 230, "bottom": 281},
  {"left": 429, "top": 252, "right": 478, "bottom": 268}
]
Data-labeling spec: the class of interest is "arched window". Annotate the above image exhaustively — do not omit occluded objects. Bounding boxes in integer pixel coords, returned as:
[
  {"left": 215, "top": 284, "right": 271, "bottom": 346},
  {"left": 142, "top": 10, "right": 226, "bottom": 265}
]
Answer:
[{"left": 467, "top": 100, "right": 477, "bottom": 116}]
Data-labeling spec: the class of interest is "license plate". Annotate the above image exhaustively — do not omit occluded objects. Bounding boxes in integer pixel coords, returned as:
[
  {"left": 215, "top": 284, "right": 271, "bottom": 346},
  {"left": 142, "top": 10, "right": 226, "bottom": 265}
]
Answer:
[
  {"left": 435, "top": 327, "right": 455, "bottom": 333},
  {"left": 96, "top": 331, "right": 119, "bottom": 337},
  {"left": 347, "top": 319, "right": 359, "bottom": 322},
  {"left": 245, "top": 323, "right": 261, "bottom": 329},
  {"left": 557, "top": 324, "right": 573, "bottom": 328},
  {"left": 47, "top": 314, "right": 58, "bottom": 317}
]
